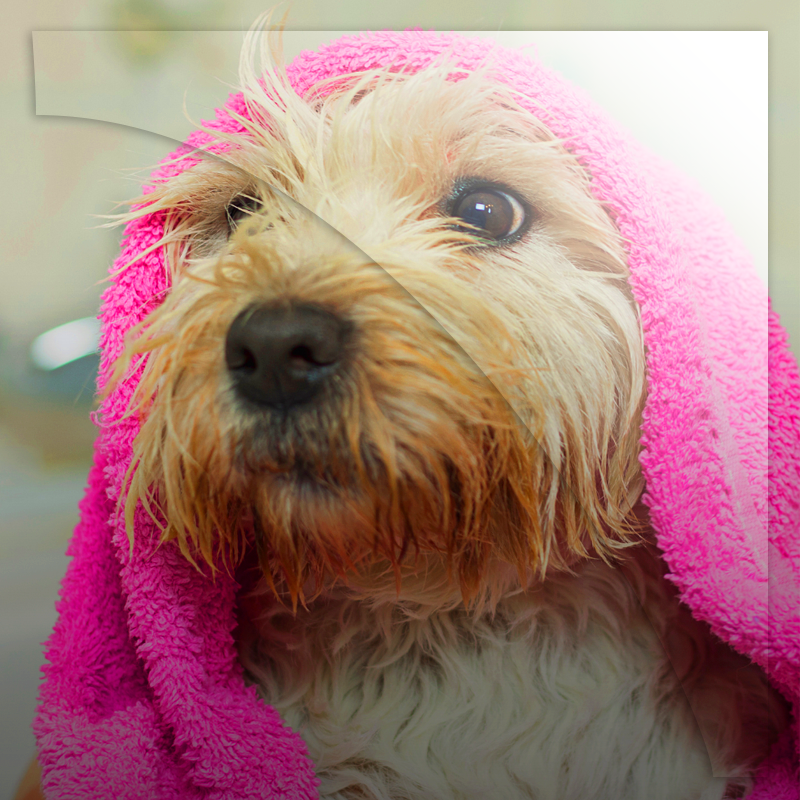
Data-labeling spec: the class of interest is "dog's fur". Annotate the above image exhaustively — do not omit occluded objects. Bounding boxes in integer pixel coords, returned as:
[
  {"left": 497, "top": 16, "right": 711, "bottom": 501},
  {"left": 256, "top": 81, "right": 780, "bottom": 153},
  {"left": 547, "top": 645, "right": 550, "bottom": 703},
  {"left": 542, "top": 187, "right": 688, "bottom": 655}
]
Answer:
[{"left": 108, "top": 29, "right": 788, "bottom": 800}]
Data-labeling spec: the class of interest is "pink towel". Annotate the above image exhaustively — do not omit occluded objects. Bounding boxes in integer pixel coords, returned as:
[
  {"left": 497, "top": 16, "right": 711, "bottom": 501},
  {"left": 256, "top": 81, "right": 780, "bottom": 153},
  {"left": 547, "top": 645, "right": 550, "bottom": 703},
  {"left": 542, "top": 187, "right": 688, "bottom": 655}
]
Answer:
[{"left": 34, "top": 31, "right": 799, "bottom": 798}]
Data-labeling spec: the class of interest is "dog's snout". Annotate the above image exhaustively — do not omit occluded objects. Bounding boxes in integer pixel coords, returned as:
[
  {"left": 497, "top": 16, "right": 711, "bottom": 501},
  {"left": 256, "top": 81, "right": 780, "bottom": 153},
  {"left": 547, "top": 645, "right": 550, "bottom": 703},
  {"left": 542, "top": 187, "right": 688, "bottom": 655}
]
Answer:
[{"left": 225, "top": 304, "right": 348, "bottom": 409}]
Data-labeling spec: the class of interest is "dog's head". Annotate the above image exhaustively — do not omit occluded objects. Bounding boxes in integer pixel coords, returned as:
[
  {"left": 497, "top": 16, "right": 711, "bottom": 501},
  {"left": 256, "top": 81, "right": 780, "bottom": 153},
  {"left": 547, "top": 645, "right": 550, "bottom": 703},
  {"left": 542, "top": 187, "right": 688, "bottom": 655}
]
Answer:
[{"left": 111, "top": 33, "right": 646, "bottom": 604}]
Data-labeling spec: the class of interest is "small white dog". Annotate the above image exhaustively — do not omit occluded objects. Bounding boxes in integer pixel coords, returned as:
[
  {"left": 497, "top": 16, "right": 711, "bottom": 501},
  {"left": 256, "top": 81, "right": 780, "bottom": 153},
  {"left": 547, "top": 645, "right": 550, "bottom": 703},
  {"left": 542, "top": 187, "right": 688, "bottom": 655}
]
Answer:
[{"left": 22, "top": 29, "right": 783, "bottom": 800}]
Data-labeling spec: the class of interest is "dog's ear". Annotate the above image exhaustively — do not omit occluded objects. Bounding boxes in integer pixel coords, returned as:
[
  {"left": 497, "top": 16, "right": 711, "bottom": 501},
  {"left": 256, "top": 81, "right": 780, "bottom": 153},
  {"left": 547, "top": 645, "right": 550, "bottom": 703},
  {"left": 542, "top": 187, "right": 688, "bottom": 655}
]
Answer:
[{"left": 551, "top": 397, "right": 646, "bottom": 570}]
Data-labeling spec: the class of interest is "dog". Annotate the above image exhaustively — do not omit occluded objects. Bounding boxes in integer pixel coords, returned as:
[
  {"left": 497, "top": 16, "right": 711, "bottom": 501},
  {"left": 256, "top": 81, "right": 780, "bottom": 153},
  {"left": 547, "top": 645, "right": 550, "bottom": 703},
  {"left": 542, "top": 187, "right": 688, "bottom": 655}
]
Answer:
[{"left": 24, "top": 30, "right": 785, "bottom": 800}]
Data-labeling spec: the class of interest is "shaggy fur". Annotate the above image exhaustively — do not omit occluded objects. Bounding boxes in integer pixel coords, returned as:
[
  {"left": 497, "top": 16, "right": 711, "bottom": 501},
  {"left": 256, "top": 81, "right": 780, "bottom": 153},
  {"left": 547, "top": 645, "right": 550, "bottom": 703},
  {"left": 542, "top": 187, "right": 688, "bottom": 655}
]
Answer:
[{"left": 108, "top": 27, "right": 788, "bottom": 800}]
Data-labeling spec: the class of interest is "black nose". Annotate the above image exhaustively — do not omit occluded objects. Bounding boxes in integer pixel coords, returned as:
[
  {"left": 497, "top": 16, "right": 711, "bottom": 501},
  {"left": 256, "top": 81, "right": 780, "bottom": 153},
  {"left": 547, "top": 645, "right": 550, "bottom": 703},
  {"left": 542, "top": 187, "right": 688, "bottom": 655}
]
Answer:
[{"left": 225, "top": 304, "right": 348, "bottom": 409}]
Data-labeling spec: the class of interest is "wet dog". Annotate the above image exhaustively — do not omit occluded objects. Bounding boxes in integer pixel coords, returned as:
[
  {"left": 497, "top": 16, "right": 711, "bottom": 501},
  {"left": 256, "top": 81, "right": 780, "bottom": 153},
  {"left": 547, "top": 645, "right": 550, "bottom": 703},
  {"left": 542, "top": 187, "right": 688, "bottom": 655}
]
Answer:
[{"left": 109, "top": 32, "right": 786, "bottom": 800}]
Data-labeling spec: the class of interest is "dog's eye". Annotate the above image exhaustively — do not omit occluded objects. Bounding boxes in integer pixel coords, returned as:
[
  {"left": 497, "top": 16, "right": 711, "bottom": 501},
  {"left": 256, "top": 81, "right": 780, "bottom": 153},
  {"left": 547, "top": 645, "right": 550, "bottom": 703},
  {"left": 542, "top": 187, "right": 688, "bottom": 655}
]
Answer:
[
  {"left": 449, "top": 184, "right": 528, "bottom": 243},
  {"left": 225, "top": 193, "right": 262, "bottom": 231}
]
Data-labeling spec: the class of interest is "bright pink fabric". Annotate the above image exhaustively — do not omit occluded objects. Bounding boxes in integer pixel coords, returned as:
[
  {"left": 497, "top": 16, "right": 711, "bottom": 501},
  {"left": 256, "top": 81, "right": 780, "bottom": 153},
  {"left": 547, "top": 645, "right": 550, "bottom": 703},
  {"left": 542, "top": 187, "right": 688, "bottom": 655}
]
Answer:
[{"left": 34, "top": 31, "right": 799, "bottom": 798}]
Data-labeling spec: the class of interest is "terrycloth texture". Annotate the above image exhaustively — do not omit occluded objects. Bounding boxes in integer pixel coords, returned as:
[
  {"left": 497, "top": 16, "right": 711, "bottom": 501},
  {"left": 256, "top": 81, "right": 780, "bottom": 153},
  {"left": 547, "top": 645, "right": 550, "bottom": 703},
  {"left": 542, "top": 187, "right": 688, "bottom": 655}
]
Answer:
[{"left": 34, "top": 31, "right": 799, "bottom": 799}]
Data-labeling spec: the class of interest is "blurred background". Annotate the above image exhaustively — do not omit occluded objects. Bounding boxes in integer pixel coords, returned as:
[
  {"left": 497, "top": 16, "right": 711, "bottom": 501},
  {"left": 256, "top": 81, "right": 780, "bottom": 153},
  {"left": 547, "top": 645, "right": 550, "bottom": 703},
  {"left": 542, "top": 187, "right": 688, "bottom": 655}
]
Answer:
[{"left": 2, "top": 0, "right": 797, "bottom": 795}]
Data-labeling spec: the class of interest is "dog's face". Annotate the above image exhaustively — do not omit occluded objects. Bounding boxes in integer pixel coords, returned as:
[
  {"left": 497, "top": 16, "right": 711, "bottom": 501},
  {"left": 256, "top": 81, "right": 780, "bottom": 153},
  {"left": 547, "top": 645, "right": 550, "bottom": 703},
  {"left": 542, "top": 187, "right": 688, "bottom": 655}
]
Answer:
[{"left": 113, "top": 53, "right": 646, "bottom": 603}]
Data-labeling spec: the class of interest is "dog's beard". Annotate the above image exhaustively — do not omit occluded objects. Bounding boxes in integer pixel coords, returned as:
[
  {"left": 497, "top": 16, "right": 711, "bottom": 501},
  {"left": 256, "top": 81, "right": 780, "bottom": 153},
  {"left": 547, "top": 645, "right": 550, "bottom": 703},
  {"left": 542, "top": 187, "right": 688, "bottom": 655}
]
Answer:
[
  {"left": 114, "top": 217, "right": 642, "bottom": 606},
  {"left": 109, "top": 62, "right": 647, "bottom": 606},
  {"left": 117, "top": 225, "right": 547, "bottom": 604}
]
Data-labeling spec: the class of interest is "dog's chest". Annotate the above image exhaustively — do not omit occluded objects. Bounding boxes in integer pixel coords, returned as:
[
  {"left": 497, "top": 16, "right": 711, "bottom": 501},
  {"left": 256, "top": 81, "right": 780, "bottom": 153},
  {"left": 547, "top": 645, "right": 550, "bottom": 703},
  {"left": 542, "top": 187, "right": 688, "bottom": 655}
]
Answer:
[{"left": 238, "top": 563, "right": 728, "bottom": 800}]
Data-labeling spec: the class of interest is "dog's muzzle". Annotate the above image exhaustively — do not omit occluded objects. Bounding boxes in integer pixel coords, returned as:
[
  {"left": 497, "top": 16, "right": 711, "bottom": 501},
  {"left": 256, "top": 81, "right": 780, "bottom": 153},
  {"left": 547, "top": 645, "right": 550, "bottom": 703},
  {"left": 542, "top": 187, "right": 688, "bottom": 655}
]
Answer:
[{"left": 225, "top": 303, "right": 349, "bottom": 409}]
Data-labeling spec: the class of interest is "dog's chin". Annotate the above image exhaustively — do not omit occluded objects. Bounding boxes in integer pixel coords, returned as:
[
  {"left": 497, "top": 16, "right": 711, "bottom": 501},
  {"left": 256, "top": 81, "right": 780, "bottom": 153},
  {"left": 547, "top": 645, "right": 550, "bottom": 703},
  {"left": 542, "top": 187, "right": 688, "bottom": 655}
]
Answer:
[
  {"left": 267, "top": 467, "right": 343, "bottom": 497},
  {"left": 255, "top": 464, "right": 364, "bottom": 515},
  {"left": 248, "top": 457, "right": 479, "bottom": 594},
  {"left": 252, "top": 466, "right": 383, "bottom": 556}
]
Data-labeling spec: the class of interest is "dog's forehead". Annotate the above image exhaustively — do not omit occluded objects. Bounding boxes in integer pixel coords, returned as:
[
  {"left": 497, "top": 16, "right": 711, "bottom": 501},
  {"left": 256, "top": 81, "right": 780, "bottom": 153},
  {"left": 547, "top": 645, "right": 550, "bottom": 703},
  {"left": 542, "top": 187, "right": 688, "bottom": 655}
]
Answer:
[
  {"left": 242, "top": 81, "right": 553, "bottom": 234},
  {"left": 259, "top": 71, "right": 547, "bottom": 188},
  {"left": 158, "top": 66, "right": 605, "bottom": 265},
  {"left": 165, "top": 66, "right": 558, "bottom": 220}
]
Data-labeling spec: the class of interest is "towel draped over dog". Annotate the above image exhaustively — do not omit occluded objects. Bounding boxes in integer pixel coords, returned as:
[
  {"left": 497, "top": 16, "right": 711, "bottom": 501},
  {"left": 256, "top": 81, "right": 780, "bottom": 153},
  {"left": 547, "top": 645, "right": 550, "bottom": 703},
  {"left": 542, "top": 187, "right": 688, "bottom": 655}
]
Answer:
[{"left": 34, "top": 31, "right": 800, "bottom": 798}]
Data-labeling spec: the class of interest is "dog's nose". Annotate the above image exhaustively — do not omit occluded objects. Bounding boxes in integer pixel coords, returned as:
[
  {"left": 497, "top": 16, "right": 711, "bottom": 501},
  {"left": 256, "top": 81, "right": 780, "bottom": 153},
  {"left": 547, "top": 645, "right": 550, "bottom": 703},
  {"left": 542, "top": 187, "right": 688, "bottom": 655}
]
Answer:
[{"left": 225, "top": 304, "right": 348, "bottom": 409}]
